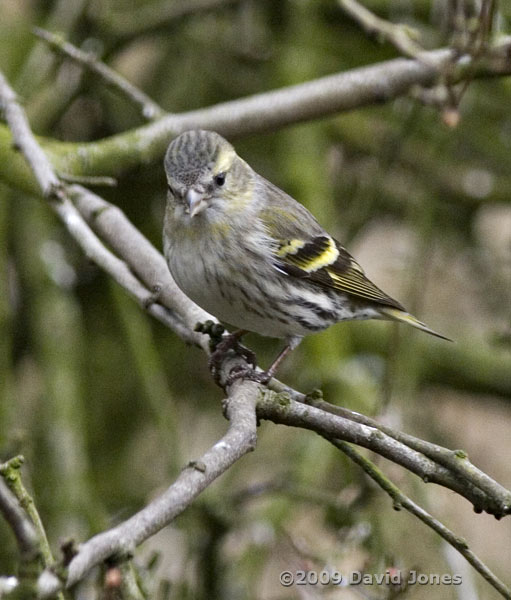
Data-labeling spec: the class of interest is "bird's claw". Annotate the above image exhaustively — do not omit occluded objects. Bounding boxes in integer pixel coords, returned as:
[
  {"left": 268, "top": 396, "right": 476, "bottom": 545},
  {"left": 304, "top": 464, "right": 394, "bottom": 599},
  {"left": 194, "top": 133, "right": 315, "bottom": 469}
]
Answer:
[
  {"left": 225, "top": 365, "right": 271, "bottom": 387},
  {"left": 236, "top": 345, "right": 257, "bottom": 369},
  {"left": 207, "top": 331, "right": 257, "bottom": 387}
]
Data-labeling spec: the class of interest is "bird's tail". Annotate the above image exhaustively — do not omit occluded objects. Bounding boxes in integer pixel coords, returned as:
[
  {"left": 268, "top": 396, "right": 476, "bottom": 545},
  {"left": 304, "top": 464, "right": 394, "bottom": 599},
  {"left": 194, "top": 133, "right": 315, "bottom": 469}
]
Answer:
[{"left": 379, "top": 307, "right": 453, "bottom": 342}]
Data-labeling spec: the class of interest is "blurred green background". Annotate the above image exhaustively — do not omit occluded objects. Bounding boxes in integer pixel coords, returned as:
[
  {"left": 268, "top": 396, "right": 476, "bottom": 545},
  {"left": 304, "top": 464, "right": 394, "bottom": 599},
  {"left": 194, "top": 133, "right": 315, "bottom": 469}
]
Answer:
[{"left": 0, "top": 1, "right": 510, "bottom": 598}]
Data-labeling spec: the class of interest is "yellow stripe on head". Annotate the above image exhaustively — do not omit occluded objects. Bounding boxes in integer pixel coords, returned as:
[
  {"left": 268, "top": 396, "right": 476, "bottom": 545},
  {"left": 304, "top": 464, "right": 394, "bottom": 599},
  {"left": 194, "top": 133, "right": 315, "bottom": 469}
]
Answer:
[{"left": 213, "top": 147, "right": 236, "bottom": 175}]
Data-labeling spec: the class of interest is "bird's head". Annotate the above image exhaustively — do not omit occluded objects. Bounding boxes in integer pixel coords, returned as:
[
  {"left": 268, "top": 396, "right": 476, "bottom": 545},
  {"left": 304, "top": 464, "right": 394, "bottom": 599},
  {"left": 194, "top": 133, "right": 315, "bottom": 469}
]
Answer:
[{"left": 164, "top": 130, "right": 254, "bottom": 222}]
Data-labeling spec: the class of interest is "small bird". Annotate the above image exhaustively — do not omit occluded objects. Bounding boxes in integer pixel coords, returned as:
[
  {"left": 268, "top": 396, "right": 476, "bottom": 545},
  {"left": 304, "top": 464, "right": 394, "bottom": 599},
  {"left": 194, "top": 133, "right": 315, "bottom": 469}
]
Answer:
[{"left": 163, "top": 130, "right": 449, "bottom": 380}]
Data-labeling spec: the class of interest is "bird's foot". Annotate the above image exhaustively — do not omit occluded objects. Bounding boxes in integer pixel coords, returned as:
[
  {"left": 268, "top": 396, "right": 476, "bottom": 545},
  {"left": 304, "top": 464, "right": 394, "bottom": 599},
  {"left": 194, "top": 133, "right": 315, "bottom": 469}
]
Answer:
[
  {"left": 225, "top": 365, "right": 271, "bottom": 388},
  {"left": 225, "top": 341, "right": 295, "bottom": 387},
  {"left": 203, "top": 328, "right": 257, "bottom": 386},
  {"left": 208, "top": 332, "right": 256, "bottom": 371}
]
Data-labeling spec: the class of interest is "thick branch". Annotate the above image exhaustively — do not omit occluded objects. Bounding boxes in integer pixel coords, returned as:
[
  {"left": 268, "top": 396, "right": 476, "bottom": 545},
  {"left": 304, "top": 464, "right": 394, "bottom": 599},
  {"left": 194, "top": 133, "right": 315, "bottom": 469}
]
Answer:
[
  {"left": 37, "top": 379, "right": 258, "bottom": 598},
  {"left": 1, "top": 39, "right": 511, "bottom": 195}
]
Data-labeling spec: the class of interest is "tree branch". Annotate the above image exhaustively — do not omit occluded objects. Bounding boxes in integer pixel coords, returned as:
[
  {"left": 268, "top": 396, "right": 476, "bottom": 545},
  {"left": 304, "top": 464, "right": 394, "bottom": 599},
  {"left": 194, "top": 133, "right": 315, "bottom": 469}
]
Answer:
[
  {"left": 37, "top": 378, "right": 259, "bottom": 599},
  {"left": 0, "top": 457, "right": 54, "bottom": 569},
  {"left": 304, "top": 395, "right": 511, "bottom": 513},
  {"left": 0, "top": 68, "right": 212, "bottom": 352},
  {"left": 0, "top": 72, "right": 60, "bottom": 197},
  {"left": 33, "top": 28, "right": 166, "bottom": 121},
  {"left": 0, "top": 478, "right": 40, "bottom": 566},
  {"left": 337, "top": 0, "right": 427, "bottom": 60},
  {"left": 337, "top": 441, "right": 511, "bottom": 600},
  {"left": 1, "top": 39, "right": 511, "bottom": 195},
  {"left": 256, "top": 391, "right": 511, "bottom": 518}
]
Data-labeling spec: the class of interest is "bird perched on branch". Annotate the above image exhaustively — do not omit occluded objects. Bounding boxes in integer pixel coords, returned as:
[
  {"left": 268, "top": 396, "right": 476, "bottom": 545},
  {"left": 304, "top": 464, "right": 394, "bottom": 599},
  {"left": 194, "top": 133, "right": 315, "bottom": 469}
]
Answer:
[{"left": 163, "top": 129, "right": 449, "bottom": 381}]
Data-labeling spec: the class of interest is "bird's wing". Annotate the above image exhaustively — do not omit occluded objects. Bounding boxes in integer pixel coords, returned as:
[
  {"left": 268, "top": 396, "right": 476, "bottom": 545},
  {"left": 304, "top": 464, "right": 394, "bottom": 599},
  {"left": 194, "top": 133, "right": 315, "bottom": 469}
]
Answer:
[
  {"left": 258, "top": 178, "right": 404, "bottom": 310},
  {"left": 275, "top": 233, "right": 404, "bottom": 310}
]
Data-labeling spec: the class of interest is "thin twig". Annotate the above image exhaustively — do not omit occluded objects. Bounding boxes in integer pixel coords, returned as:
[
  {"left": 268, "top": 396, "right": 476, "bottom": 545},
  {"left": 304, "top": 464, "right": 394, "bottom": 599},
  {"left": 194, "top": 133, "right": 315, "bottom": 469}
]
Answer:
[
  {"left": 37, "top": 378, "right": 259, "bottom": 598},
  {"left": 0, "top": 478, "right": 40, "bottom": 565},
  {"left": 0, "top": 459, "right": 66, "bottom": 600},
  {"left": 33, "top": 28, "right": 166, "bottom": 121},
  {"left": 0, "top": 457, "right": 54, "bottom": 568},
  {"left": 337, "top": 0, "right": 428, "bottom": 60},
  {"left": 336, "top": 441, "right": 511, "bottom": 600}
]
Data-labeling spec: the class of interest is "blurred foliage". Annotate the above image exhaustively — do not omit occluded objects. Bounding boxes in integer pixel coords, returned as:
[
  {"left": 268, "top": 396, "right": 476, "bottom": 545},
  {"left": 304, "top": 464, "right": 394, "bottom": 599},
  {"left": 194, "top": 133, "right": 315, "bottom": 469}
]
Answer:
[{"left": 0, "top": 1, "right": 510, "bottom": 599}]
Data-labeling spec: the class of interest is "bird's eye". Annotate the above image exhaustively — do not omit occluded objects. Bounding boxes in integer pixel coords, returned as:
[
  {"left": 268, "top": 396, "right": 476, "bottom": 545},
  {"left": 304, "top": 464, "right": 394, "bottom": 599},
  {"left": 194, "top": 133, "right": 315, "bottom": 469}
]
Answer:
[{"left": 214, "top": 172, "right": 226, "bottom": 187}]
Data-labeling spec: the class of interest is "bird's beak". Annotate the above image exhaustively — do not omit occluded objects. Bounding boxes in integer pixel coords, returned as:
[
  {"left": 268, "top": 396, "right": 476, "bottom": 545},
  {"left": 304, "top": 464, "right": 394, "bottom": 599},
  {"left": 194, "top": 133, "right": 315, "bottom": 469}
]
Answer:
[{"left": 186, "top": 189, "right": 207, "bottom": 217}]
